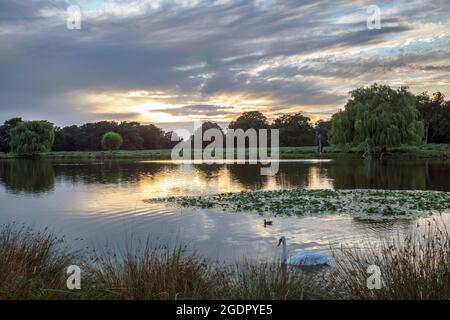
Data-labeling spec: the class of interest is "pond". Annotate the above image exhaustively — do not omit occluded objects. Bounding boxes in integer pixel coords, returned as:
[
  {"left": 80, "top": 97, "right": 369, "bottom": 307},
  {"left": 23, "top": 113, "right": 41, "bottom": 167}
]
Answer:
[{"left": 1, "top": 158, "right": 450, "bottom": 262}]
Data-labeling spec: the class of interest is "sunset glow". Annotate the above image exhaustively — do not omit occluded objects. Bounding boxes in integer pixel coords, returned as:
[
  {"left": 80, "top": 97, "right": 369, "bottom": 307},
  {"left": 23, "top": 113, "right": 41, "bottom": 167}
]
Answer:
[{"left": 1, "top": 0, "right": 449, "bottom": 128}]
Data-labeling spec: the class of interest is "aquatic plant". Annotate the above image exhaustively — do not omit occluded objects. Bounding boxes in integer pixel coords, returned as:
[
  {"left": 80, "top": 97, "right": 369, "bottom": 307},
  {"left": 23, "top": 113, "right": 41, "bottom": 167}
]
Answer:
[{"left": 154, "top": 189, "right": 450, "bottom": 219}]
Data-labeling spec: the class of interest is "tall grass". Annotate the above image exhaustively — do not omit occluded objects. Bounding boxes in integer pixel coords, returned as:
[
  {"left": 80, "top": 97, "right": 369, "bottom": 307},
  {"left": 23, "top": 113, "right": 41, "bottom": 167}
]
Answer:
[
  {"left": 83, "top": 243, "right": 219, "bottom": 299},
  {"left": 218, "top": 262, "right": 328, "bottom": 300},
  {"left": 83, "top": 244, "right": 326, "bottom": 300},
  {"left": 0, "top": 223, "right": 77, "bottom": 299},
  {"left": 331, "top": 219, "right": 450, "bottom": 299},
  {"left": 1, "top": 221, "right": 449, "bottom": 300}
]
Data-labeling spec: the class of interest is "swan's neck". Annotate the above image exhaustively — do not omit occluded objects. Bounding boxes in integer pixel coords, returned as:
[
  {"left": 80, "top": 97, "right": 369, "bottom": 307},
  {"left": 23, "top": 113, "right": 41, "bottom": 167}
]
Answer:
[{"left": 281, "top": 242, "right": 288, "bottom": 265}]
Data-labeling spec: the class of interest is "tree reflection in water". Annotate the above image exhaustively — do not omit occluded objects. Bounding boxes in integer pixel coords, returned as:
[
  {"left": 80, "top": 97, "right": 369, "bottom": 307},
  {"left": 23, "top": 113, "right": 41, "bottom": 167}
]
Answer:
[{"left": 0, "top": 159, "right": 55, "bottom": 195}]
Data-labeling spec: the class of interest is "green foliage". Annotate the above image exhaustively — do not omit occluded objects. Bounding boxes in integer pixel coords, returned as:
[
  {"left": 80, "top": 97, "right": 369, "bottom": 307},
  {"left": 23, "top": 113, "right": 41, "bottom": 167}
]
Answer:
[
  {"left": 53, "top": 121, "right": 176, "bottom": 151},
  {"left": 160, "top": 188, "right": 450, "bottom": 218},
  {"left": 10, "top": 121, "right": 55, "bottom": 155},
  {"left": 417, "top": 91, "right": 450, "bottom": 143},
  {"left": 329, "top": 84, "right": 424, "bottom": 148},
  {"left": 101, "top": 131, "right": 123, "bottom": 151},
  {"left": 0, "top": 118, "right": 23, "bottom": 153},
  {"left": 272, "top": 113, "right": 315, "bottom": 146}
]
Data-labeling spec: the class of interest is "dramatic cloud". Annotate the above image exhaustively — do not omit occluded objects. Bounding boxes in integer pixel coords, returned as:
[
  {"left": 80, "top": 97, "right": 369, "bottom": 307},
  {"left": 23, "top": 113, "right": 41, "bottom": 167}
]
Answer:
[{"left": 0, "top": 0, "right": 449, "bottom": 127}]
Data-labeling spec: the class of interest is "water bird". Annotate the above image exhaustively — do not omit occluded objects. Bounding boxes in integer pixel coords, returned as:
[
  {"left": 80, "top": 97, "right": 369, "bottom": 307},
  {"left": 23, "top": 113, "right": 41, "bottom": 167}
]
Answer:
[
  {"left": 277, "top": 236, "right": 331, "bottom": 266},
  {"left": 264, "top": 219, "right": 273, "bottom": 227}
]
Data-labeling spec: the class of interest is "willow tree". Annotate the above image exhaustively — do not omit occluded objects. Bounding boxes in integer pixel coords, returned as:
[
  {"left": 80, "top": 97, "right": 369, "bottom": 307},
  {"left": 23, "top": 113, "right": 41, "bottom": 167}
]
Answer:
[
  {"left": 101, "top": 131, "right": 123, "bottom": 152},
  {"left": 10, "top": 121, "right": 55, "bottom": 155},
  {"left": 329, "top": 84, "right": 423, "bottom": 148}
]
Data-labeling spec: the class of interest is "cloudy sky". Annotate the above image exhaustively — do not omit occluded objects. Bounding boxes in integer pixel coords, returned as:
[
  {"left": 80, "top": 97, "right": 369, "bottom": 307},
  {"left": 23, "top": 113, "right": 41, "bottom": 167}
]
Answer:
[{"left": 1, "top": 0, "right": 449, "bottom": 130}]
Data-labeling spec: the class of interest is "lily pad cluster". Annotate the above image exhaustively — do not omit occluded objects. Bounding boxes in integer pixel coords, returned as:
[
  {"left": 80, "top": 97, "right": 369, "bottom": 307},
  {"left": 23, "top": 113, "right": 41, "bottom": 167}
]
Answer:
[{"left": 154, "top": 189, "right": 450, "bottom": 219}]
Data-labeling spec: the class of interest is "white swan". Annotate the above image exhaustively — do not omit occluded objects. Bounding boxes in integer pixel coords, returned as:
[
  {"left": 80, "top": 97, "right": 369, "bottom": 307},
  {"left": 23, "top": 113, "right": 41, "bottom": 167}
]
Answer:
[{"left": 278, "top": 236, "right": 331, "bottom": 266}]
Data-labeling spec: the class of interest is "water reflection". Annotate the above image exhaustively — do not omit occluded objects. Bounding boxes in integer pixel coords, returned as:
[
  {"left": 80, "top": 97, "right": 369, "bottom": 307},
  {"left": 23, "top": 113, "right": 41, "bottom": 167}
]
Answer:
[
  {"left": 0, "top": 159, "right": 55, "bottom": 195},
  {"left": 1, "top": 158, "right": 450, "bottom": 262},
  {"left": 227, "top": 164, "right": 269, "bottom": 189},
  {"left": 1, "top": 159, "right": 450, "bottom": 197},
  {"left": 52, "top": 161, "right": 165, "bottom": 185},
  {"left": 327, "top": 159, "right": 450, "bottom": 191}
]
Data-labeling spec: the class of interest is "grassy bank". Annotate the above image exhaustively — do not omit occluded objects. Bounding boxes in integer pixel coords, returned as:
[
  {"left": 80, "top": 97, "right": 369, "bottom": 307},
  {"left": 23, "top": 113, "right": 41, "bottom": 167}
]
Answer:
[
  {"left": 154, "top": 188, "right": 450, "bottom": 219},
  {"left": 0, "top": 222, "right": 449, "bottom": 300},
  {"left": 1, "top": 144, "right": 449, "bottom": 160}
]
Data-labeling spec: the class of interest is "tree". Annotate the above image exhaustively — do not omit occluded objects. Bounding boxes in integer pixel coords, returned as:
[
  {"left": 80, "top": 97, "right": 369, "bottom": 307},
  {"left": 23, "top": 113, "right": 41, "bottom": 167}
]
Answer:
[
  {"left": 10, "top": 121, "right": 55, "bottom": 155},
  {"left": 53, "top": 121, "right": 176, "bottom": 151},
  {"left": 138, "top": 124, "right": 174, "bottom": 149},
  {"left": 416, "top": 92, "right": 450, "bottom": 144},
  {"left": 228, "top": 111, "right": 269, "bottom": 148},
  {"left": 434, "top": 100, "right": 450, "bottom": 143},
  {"left": 228, "top": 111, "right": 269, "bottom": 131},
  {"left": 53, "top": 125, "right": 82, "bottom": 151},
  {"left": 0, "top": 117, "right": 22, "bottom": 153},
  {"left": 118, "top": 121, "right": 144, "bottom": 150},
  {"left": 101, "top": 131, "right": 123, "bottom": 152},
  {"left": 272, "top": 113, "right": 315, "bottom": 147},
  {"left": 416, "top": 92, "right": 446, "bottom": 144},
  {"left": 189, "top": 121, "right": 224, "bottom": 149},
  {"left": 329, "top": 84, "right": 424, "bottom": 148}
]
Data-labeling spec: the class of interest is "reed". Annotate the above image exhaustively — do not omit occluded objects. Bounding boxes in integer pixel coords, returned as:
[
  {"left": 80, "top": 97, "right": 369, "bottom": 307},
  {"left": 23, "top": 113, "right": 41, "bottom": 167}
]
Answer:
[
  {"left": 1, "top": 220, "right": 449, "bottom": 300},
  {"left": 0, "top": 223, "right": 77, "bottom": 299},
  {"left": 331, "top": 219, "right": 450, "bottom": 299},
  {"left": 82, "top": 242, "right": 219, "bottom": 299}
]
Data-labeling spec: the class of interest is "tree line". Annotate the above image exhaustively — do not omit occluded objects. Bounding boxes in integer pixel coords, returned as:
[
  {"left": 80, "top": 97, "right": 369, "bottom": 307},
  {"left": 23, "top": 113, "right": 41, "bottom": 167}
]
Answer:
[
  {"left": 0, "top": 83, "right": 449, "bottom": 155},
  {"left": 187, "top": 112, "right": 330, "bottom": 151},
  {"left": 0, "top": 112, "right": 330, "bottom": 154},
  {"left": 0, "top": 120, "right": 177, "bottom": 154}
]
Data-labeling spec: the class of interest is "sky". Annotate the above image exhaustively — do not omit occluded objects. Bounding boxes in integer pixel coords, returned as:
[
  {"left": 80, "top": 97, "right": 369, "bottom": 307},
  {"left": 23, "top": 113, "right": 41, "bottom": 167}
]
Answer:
[{"left": 0, "top": 0, "right": 449, "bottom": 131}]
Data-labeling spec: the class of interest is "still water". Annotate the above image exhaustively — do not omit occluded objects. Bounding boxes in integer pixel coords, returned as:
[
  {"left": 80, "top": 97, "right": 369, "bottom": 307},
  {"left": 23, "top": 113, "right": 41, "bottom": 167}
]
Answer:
[{"left": 1, "top": 158, "right": 450, "bottom": 262}]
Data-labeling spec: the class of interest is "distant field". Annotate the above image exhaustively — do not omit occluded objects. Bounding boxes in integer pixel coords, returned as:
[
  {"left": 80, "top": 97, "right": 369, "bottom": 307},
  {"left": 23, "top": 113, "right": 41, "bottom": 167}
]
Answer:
[{"left": 1, "top": 144, "right": 449, "bottom": 160}]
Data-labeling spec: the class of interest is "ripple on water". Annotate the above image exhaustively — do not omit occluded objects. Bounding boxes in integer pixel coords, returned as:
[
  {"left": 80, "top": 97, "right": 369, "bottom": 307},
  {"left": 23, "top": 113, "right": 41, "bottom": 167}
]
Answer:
[{"left": 1, "top": 159, "right": 450, "bottom": 262}]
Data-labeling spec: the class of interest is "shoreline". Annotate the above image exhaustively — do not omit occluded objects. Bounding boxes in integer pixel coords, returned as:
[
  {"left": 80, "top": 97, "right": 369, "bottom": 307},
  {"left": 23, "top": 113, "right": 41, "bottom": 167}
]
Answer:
[{"left": 1, "top": 144, "right": 449, "bottom": 161}]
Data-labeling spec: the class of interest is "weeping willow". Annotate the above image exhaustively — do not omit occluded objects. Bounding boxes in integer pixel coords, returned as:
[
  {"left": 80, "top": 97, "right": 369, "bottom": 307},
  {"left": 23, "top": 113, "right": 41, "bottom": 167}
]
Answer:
[
  {"left": 10, "top": 121, "right": 55, "bottom": 155},
  {"left": 329, "top": 84, "right": 424, "bottom": 148}
]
